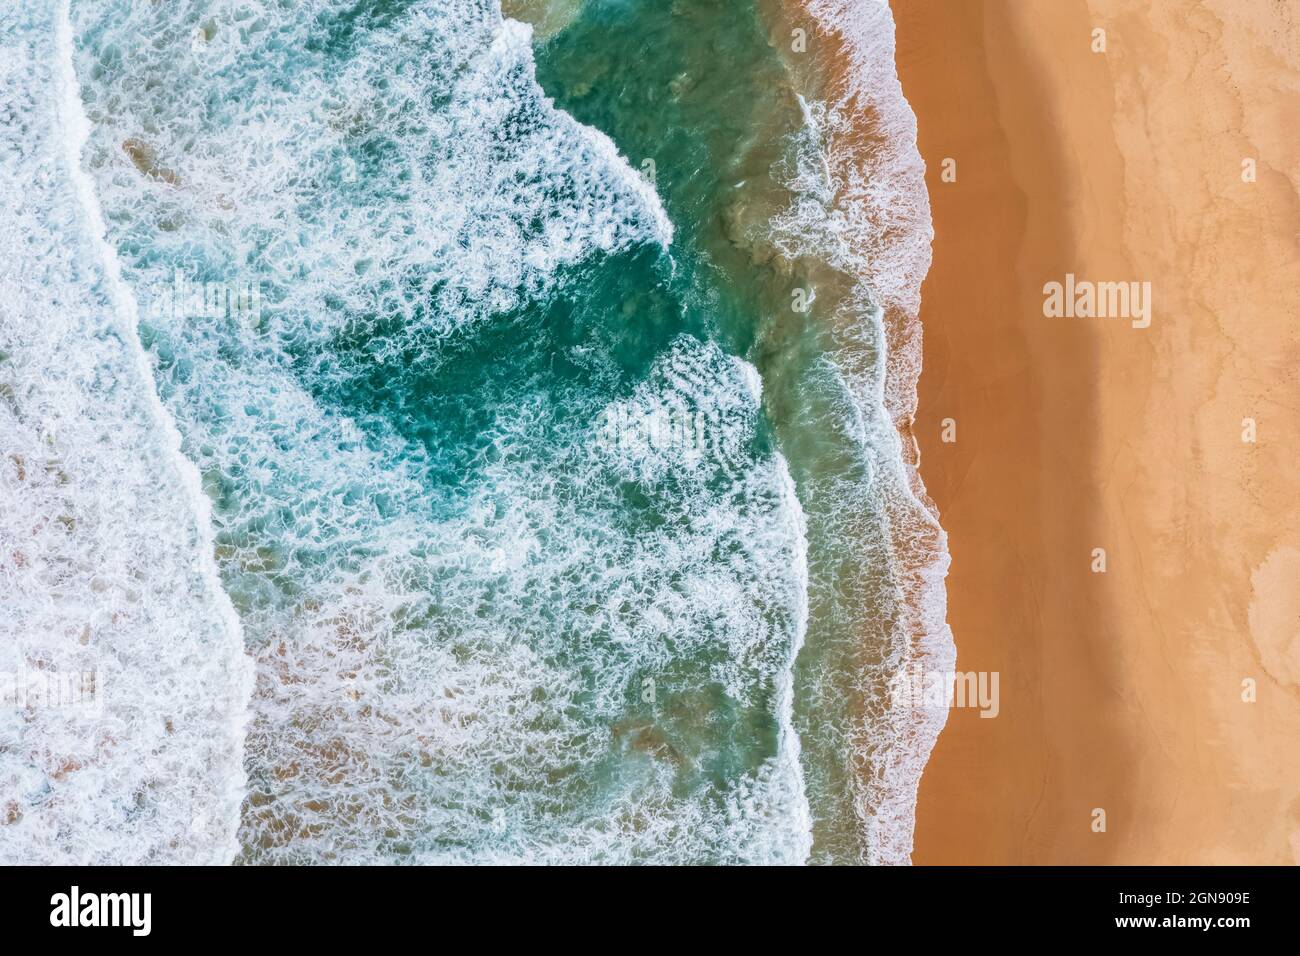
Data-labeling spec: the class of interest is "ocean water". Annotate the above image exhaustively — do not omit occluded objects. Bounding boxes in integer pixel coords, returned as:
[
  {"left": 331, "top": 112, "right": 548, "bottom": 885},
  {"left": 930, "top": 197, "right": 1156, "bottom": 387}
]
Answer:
[{"left": 1, "top": 0, "right": 951, "bottom": 864}]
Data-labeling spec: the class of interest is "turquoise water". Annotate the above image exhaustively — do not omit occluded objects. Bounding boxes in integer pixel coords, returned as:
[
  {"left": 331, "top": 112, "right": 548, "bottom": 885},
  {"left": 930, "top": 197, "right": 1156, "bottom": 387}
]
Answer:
[
  {"left": 0, "top": 0, "right": 949, "bottom": 864},
  {"left": 528, "top": 0, "right": 928, "bottom": 862}
]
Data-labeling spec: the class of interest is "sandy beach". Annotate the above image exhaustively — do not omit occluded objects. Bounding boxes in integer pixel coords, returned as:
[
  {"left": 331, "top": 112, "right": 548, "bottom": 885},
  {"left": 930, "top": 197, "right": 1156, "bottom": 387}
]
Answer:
[{"left": 888, "top": 0, "right": 1300, "bottom": 863}]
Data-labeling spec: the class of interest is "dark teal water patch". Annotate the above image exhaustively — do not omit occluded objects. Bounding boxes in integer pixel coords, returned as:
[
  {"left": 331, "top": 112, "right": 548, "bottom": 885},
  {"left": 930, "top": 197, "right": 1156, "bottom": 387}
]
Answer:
[
  {"left": 313, "top": 246, "right": 704, "bottom": 493},
  {"left": 532, "top": 0, "right": 803, "bottom": 356}
]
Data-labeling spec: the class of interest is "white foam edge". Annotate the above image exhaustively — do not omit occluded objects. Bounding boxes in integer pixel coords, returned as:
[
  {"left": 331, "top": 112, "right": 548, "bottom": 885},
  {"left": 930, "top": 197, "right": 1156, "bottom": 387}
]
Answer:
[
  {"left": 55, "top": 0, "right": 255, "bottom": 865},
  {"left": 496, "top": 15, "right": 676, "bottom": 252}
]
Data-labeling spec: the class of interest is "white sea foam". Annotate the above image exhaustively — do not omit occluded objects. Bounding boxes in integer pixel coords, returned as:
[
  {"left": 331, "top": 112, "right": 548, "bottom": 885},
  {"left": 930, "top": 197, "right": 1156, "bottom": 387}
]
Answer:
[
  {"left": 768, "top": 0, "right": 955, "bottom": 863},
  {"left": 0, "top": 2, "right": 251, "bottom": 864},
  {"left": 70, "top": 0, "right": 670, "bottom": 355},
  {"left": 221, "top": 336, "right": 813, "bottom": 863},
  {"left": 63, "top": 0, "right": 810, "bottom": 863}
]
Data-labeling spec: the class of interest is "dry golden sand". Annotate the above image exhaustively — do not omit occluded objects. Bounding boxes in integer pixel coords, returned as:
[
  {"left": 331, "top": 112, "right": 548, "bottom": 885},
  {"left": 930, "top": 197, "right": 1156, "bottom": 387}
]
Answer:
[{"left": 886, "top": 0, "right": 1300, "bottom": 863}]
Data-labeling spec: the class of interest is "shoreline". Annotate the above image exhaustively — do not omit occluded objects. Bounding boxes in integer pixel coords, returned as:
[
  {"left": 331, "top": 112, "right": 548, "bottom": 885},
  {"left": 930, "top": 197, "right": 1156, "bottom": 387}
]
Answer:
[
  {"left": 895, "top": 0, "right": 1300, "bottom": 864},
  {"left": 768, "top": 0, "right": 954, "bottom": 862}
]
